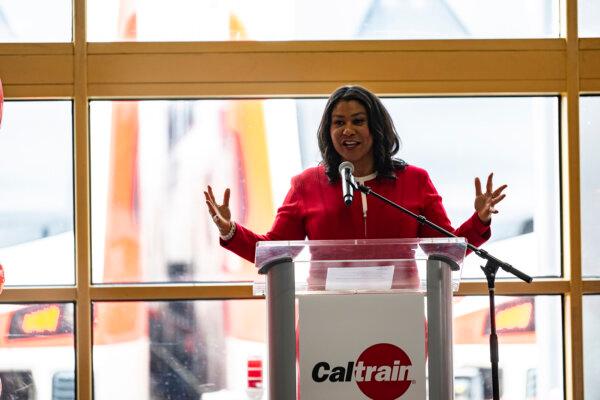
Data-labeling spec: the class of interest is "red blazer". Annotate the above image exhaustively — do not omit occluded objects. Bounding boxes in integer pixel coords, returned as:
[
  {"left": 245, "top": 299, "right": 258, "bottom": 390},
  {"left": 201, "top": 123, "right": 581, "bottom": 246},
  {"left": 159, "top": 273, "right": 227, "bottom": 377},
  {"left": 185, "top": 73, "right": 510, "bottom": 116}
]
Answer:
[{"left": 222, "top": 164, "right": 490, "bottom": 263}]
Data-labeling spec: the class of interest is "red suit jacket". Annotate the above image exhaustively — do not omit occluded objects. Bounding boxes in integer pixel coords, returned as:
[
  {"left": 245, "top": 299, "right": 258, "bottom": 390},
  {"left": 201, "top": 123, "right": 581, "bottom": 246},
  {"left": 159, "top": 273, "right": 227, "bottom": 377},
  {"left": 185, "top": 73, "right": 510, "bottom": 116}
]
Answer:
[{"left": 222, "top": 164, "right": 490, "bottom": 265}]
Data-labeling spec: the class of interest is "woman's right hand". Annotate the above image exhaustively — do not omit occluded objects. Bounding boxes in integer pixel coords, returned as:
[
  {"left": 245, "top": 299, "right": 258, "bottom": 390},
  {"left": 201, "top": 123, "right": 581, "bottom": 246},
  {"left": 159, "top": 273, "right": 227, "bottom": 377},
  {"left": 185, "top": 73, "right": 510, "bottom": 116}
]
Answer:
[{"left": 204, "top": 185, "right": 232, "bottom": 236}]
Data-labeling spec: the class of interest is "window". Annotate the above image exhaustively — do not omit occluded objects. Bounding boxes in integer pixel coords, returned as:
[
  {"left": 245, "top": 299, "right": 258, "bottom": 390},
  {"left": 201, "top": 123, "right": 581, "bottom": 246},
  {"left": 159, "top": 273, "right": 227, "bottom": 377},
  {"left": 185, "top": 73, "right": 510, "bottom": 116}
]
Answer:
[
  {"left": 0, "top": 0, "right": 72, "bottom": 42},
  {"left": 0, "top": 303, "right": 75, "bottom": 399},
  {"left": 90, "top": 97, "right": 559, "bottom": 283},
  {"left": 453, "top": 296, "right": 563, "bottom": 399},
  {"left": 583, "top": 295, "right": 600, "bottom": 398},
  {"left": 92, "top": 300, "right": 265, "bottom": 400},
  {"left": 580, "top": 96, "right": 600, "bottom": 277},
  {"left": 579, "top": 0, "right": 600, "bottom": 37},
  {"left": 0, "top": 101, "right": 74, "bottom": 286},
  {"left": 87, "top": 0, "right": 559, "bottom": 42}
]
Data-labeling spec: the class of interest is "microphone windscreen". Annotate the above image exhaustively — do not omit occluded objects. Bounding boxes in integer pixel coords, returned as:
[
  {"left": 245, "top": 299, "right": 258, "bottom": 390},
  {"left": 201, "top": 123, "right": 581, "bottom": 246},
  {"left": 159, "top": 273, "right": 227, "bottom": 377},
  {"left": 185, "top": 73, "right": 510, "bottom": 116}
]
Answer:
[{"left": 338, "top": 161, "right": 354, "bottom": 174}]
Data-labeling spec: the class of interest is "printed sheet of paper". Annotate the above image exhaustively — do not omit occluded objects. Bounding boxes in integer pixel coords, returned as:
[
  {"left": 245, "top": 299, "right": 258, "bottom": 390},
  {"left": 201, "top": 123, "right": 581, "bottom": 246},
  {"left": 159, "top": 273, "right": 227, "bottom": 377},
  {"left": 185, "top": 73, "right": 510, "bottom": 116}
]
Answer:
[{"left": 325, "top": 266, "right": 394, "bottom": 291}]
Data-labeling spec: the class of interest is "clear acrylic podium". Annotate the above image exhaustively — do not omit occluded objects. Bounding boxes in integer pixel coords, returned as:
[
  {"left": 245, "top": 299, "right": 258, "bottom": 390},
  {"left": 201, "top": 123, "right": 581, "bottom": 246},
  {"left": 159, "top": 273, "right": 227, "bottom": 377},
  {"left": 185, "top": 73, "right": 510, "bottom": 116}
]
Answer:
[{"left": 254, "top": 238, "right": 467, "bottom": 400}]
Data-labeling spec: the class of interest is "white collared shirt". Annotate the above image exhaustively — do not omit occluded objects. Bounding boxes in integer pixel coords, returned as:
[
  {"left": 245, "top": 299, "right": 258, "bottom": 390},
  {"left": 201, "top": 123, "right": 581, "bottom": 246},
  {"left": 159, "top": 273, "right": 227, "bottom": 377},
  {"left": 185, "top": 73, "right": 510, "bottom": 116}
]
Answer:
[{"left": 354, "top": 171, "right": 378, "bottom": 219}]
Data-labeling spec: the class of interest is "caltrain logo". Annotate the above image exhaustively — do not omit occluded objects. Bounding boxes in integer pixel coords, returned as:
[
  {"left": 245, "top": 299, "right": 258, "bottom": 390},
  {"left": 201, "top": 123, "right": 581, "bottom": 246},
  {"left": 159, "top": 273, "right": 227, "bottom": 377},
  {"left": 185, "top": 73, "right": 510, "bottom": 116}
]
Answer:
[{"left": 311, "top": 343, "right": 415, "bottom": 399}]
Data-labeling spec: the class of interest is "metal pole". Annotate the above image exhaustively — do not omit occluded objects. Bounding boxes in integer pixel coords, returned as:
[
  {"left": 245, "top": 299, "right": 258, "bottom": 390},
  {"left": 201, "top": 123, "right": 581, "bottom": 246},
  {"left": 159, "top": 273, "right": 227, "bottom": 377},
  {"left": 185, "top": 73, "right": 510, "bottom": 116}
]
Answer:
[
  {"left": 427, "top": 257, "right": 454, "bottom": 400},
  {"left": 481, "top": 260, "right": 501, "bottom": 400},
  {"left": 265, "top": 259, "right": 297, "bottom": 399}
]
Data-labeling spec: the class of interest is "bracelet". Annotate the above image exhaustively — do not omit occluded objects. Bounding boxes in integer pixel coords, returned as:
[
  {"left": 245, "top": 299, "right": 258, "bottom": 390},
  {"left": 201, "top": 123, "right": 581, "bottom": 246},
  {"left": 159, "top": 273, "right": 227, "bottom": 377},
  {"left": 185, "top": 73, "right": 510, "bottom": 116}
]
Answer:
[{"left": 220, "top": 221, "right": 236, "bottom": 241}]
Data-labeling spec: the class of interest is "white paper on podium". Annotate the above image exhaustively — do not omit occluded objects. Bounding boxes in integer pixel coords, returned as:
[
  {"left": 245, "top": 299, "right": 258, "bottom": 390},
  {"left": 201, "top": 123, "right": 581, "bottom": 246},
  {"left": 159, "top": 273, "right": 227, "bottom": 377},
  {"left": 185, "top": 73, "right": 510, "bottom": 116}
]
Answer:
[{"left": 325, "top": 266, "right": 394, "bottom": 291}]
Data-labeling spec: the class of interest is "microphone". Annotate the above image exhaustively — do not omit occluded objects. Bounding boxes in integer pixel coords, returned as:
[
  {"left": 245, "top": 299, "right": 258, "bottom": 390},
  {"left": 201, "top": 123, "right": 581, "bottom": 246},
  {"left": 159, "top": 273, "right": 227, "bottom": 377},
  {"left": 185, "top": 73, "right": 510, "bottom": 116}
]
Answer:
[{"left": 338, "top": 161, "right": 356, "bottom": 206}]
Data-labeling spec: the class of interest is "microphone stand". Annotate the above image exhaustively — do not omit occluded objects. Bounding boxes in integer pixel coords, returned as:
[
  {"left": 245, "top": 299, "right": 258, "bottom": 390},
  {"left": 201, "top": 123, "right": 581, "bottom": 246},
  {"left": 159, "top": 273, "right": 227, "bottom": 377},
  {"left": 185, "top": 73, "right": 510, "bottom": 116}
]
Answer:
[{"left": 348, "top": 179, "right": 532, "bottom": 400}]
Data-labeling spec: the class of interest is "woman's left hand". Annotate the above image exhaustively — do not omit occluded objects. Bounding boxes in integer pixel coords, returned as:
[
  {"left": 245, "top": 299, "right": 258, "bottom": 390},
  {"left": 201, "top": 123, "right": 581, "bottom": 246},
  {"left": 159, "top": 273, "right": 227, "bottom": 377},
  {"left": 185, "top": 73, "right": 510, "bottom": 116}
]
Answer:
[{"left": 474, "top": 173, "right": 507, "bottom": 223}]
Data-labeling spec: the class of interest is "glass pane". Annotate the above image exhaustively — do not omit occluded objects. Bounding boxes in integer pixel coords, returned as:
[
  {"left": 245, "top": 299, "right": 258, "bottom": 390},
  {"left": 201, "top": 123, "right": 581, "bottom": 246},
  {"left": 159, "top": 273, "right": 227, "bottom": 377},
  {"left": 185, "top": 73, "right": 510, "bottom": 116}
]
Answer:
[
  {"left": 88, "top": 0, "right": 559, "bottom": 42},
  {"left": 453, "top": 296, "right": 563, "bottom": 399},
  {"left": 90, "top": 97, "right": 558, "bottom": 284},
  {"left": 583, "top": 295, "right": 600, "bottom": 398},
  {"left": 0, "top": 101, "right": 74, "bottom": 286},
  {"left": 580, "top": 96, "right": 600, "bottom": 277},
  {"left": 0, "top": 0, "right": 72, "bottom": 42},
  {"left": 579, "top": 0, "right": 600, "bottom": 37},
  {"left": 92, "top": 300, "right": 266, "bottom": 400},
  {"left": 389, "top": 98, "right": 560, "bottom": 279},
  {"left": 0, "top": 303, "right": 75, "bottom": 399}
]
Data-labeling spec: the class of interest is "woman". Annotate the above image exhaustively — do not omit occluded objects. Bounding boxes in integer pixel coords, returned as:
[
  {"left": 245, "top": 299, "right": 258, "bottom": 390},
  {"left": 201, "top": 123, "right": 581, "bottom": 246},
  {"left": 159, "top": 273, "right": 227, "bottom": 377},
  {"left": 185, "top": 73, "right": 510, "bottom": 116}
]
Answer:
[{"left": 205, "top": 85, "right": 506, "bottom": 270}]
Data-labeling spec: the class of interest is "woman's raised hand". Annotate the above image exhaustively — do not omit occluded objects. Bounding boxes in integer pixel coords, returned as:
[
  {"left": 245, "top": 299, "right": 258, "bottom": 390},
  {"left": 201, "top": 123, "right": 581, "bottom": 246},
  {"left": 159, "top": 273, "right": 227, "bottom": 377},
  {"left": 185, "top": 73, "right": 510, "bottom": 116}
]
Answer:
[
  {"left": 204, "top": 185, "right": 232, "bottom": 236},
  {"left": 474, "top": 173, "right": 507, "bottom": 223}
]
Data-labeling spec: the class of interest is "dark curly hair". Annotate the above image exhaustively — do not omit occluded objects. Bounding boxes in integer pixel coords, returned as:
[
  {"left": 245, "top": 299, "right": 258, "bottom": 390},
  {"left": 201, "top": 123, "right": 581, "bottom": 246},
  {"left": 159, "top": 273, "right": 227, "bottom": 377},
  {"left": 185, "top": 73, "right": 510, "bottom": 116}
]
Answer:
[{"left": 317, "top": 85, "right": 406, "bottom": 182}]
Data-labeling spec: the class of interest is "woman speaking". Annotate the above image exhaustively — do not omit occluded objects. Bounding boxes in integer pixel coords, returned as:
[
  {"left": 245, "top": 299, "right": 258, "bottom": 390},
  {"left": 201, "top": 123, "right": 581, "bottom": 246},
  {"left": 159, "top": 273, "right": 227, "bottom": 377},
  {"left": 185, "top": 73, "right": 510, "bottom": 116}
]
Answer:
[{"left": 205, "top": 85, "right": 506, "bottom": 267}]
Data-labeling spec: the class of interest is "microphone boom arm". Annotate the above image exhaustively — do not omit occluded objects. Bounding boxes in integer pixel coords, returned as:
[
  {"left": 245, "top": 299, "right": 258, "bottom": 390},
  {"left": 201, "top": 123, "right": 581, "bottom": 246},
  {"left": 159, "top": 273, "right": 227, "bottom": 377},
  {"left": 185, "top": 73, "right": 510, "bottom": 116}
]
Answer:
[{"left": 349, "top": 180, "right": 532, "bottom": 283}]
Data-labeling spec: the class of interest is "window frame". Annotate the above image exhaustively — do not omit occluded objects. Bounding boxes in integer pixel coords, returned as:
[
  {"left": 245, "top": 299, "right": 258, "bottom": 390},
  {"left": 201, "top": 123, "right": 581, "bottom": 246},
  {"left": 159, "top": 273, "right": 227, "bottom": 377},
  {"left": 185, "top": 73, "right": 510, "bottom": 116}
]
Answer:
[{"left": 0, "top": 0, "right": 597, "bottom": 398}]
